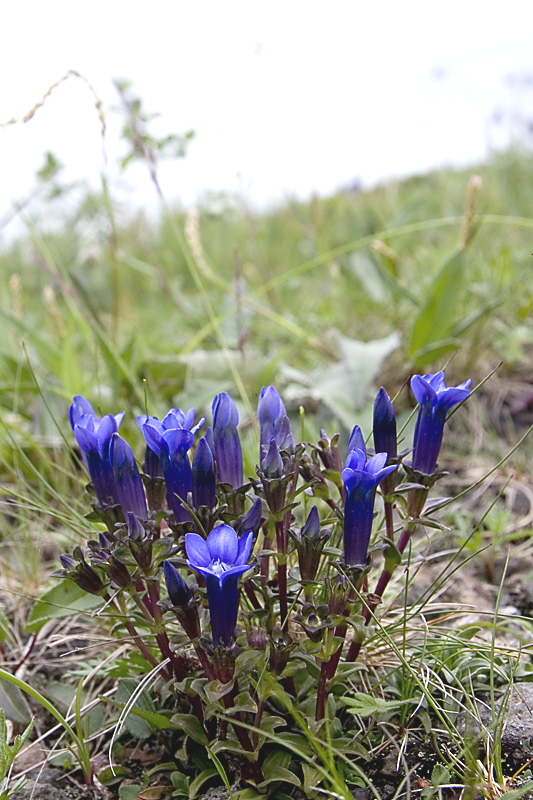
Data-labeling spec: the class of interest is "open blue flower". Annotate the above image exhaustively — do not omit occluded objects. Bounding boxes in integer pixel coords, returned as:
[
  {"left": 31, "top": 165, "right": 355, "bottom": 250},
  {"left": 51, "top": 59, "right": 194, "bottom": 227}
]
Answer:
[
  {"left": 411, "top": 371, "right": 472, "bottom": 475},
  {"left": 141, "top": 422, "right": 194, "bottom": 522},
  {"left": 70, "top": 395, "right": 124, "bottom": 477},
  {"left": 70, "top": 395, "right": 125, "bottom": 433},
  {"left": 137, "top": 408, "right": 204, "bottom": 437},
  {"left": 342, "top": 449, "right": 397, "bottom": 566},
  {"left": 73, "top": 412, "right": 122, "bottom": 509},
  {"left": 212, "top": 393, "right": 243, "bottom": 489},
  {"left": 186, "top": 524, "right": 253, "bottom": 646}
]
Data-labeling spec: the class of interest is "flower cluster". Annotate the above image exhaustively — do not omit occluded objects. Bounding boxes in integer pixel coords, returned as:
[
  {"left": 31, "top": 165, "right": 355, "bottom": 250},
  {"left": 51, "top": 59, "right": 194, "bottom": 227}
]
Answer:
[{"left": 59, "top": 371, "right": 471, "bottom": 717}]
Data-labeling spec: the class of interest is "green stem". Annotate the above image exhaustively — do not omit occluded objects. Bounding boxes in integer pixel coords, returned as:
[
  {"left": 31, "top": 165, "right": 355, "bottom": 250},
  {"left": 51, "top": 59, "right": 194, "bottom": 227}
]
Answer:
[
  {"left": 345, "top": 486, "right": 428, "bottom": 662},
  {"left": 0, "top": 668, "right": 93, "bottom": 785}
]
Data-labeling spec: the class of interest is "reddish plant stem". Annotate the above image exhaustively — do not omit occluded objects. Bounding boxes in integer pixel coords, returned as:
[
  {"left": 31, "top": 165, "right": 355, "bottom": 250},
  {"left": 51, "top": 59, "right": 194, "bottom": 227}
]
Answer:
[
  {"left": 122, "top": 617, "right": 164, "bottom": 672},
  {"left": 315, "top": 623, "right": 347, "bottom": 720},
  {"left": 146, "top": 579, "right": 186, "bottom": 681},
  {"left": 252, "top": 696, "right": 267, "bottom": 749},
  {"left": 383, "top": 499, "right": 394, "bottom": 542},
  {"left": 194, "top": 643, "right": 216, "bottom": 681},
  {"left": 222, "top": 683, "right": 255, "bottom": 753},
  {"left": 244, "top": 578, "right": 262, "bottom": 610},
  {"left": 260, "top": 529, "right": 273, "bottom": 587}
]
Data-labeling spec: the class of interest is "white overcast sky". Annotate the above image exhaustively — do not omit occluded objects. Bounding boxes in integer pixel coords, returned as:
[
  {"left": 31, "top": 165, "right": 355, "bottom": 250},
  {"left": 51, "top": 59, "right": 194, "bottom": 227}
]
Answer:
[{"left": 1, "top": 0, "right": 533, "bottom": 222}]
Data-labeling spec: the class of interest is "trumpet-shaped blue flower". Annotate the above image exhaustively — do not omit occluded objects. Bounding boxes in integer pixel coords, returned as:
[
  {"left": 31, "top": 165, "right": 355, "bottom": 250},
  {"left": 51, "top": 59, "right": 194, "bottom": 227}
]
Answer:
[
  {"left": 73, "top": 412, "right": 122, "bottom": 509},
  {"left": 186, "top": 524, "right": 253, "bottom": 646},
  {"left": 141, "top": 422, "right": 195, "bottom": 522},
  {"left": 212, "top": 393, "right": 243, "bottom": 489},
  {"left": 411, "top": 372, "right": 472, "bottom": 475},
  {"left": 137, "top": 408, "right": 204, "bottom": 437},
  {"left": 69, "top": 395, "right": 125, "bottom": 433},
  {"left": 109, "top": 433, "right": 148, "bottom": 520},
  {"left": 192, "top": 437, "right": 216, "bottom": 510},
  {"left": 373, "top": 387, "right": 397, "bottom": 461},
  {"left": 257, "top": 386, "right": 294, "bottom": 458},
  {"left": 342, "top": 449, "right": 397, "bottom": 566},
  {"left": 70, "top": 396, "right": 124, "bottom": 492}
]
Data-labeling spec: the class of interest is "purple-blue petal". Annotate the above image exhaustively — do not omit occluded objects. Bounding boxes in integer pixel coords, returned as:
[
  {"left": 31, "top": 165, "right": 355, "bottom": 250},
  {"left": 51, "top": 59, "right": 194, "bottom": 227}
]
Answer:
[
  {"left": 206, "top": 524, "right": 238, "bottom": 564},
  {"left": 163, "top": 427, "right": 195, "bottom": 455},
  {"left": 185, "top": 533, "right": 211, "bottom": 568},
  {"left": 219, "top": 562, "right": 252, "bottom": 582},
  {"left": 347, "top": 425, "right": 366, "bottom": 458},
  {"left": 69, "top": 396, "right": 95, "bottom": 429},
  {"left": 366, "top": 452, "right": 389, "bottom": 475},
  {"left": 435, "top": 385, "right": 472, "bottom": 411},
  {"left": 344, "top": 447, "right": 366, "bottom": 472},
  {"left": 74, "top": 424, "right": 98, "bottom": 453},
  {"left": 411, "top": 374, "right": 437, "bottom": 405},
  {"left": 141, "top": 423, "right": 164, "bottom": 457},
  {"left": 375, "top": 464, "right": 399, "bottom": 484},
  {"left": 235, "top": 530, "right": 254, "bottom": 565}
]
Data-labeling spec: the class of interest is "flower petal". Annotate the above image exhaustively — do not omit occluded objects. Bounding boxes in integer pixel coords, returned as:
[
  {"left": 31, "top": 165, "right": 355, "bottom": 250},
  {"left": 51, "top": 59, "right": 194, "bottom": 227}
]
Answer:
[
  {"left": 74, "top": 424, "right": 98, "bottom": 453},
  {"left": 163, "top": 428, "right": 195, "bottom": 456},
  {"left": 220, "top": 562, "right": 252, "bottom": 582},
  {"left": 344, "top": 448, "right": 366, "bottom": 471},
  {"left": 235, "top": 530, "right": 254, "bottom": 565},
  {"left": 366, "top": 452, "right": 389, "bottom": 475},
  {"left": 69, "top": 395, "right": 95, "bottom": 429},
  {"left": 185, "top": 533, "right": 211, "bottom": 568},
  {"left": 206, "top": 524, "right": 238, "bottom": 564},
  {"left": 347, "top": 425, "right": 366, "bottom": 458},
  {"left": 142, "top": 423, "right": 164, "bottom": 457},
  {"left": 410, "top": 374, "right": 436, "bottom": 405}
]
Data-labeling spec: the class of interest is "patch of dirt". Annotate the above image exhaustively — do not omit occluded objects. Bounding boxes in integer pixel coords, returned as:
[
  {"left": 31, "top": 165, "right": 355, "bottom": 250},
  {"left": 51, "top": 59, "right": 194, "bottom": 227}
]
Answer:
[{"left": 13, "top": 768, "right": 102, "bottom": 800}]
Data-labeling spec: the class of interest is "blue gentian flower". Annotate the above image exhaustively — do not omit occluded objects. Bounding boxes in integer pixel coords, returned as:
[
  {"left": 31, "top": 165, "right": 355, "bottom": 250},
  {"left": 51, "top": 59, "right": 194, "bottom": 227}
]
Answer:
[
  {"left": 69, "top": 395, "right": 97, "bottom": 430},
  {"left": 137, "top": 408, "right": 204, "bottom": 437},
  {"left": 192, "top": 437, "right": 216, "bottom": 510},
  {"left": 185, "top": 524, "right": 253, "bottom": 646},
  {"left": 261, "top": 438, "right": 284, "bottom": 478},
  {"left": 257, "top": 386, "right": 294, "bottom": 458},
  {"left": 109, "top": 433, "right": 148, "bottom": 520},
  {"left": 411, "top": 371, "right": 472, "bottom": 475},
  {"left": 141, "top": 422, "right": 194, "bottom": 522},
  {"left": 70, "top": 395, "right": 124, "bottom": 477},
  {"left": 292, "top": 505, "right": 331, "bottom": 582},
  {"left": 69, "top": 395, "right": 125, "bottom": 433},
  {"left": 342, "top": 449, "right": 398, "bottom": 566},
  {"left": 164, "top": 561, "right": 194, "bottom": 608},
  {"left": 373, "top": 387, "right": 397, "bottom": 461},
  {"left": 236, "top": 497, "right": 263, "bottom": 537},
  {"left": 73, "top": 413, "right": 121, "bottom": 508},
  {"left": 212, "top": 393, "right": 243, "bottom": 489}
]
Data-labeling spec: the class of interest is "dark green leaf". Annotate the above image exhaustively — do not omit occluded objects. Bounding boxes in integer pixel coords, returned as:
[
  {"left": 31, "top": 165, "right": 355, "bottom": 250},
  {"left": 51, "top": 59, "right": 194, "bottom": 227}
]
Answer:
[
  {"left": 26, "top": 580, "right": 103, "bottom": 633},
  {"left": 170, "top": 714, "right": 208, "bottom": 745}
]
